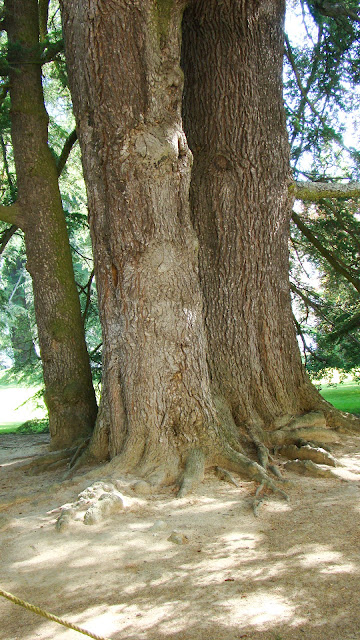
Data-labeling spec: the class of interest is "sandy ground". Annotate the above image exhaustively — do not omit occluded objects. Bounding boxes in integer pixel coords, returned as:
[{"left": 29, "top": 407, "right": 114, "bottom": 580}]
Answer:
[{"left": 1, "top": 432, "right": 360, "bottom": 640}]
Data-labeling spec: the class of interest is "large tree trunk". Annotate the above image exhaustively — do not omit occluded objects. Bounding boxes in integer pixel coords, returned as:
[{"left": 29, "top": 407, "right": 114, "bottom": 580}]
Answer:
[
  {"left": 61, "top": 0, "right": 223, "bottom": 485},
  {"left": 61, "top": 0, "right": 359, "bottom": 493},
  {"left": 182, "top": 1, "right": 308, "bottom": 428},
  {"left": 4, "top": 0, "right": 97, "bottom": 449}
]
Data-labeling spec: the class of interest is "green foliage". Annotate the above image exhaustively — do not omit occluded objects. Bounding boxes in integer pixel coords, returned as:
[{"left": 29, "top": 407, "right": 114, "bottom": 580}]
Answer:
[
  {"left": 286, "top": 2, "right": 360, "bottom": 379},
  {"left": 0, "top": 0, "right": 102, "bottom": 389},
  {"left": 17, "top": 418, "right": 49, "bottom": 433},
  {"left": 290, "top": 198, "right": 360, "bottom": 378},
  {"left": 285, "top": 1, "right": 360, "bottom": 181}
]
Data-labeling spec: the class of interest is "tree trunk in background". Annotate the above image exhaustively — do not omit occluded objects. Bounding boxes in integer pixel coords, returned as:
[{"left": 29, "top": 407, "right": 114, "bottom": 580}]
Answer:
[
  {"left": 61, "top": 0, "right": 358, "bottom": 491},
  {"left": 4, "top": 0, "right": 97, "bottom": 449}
]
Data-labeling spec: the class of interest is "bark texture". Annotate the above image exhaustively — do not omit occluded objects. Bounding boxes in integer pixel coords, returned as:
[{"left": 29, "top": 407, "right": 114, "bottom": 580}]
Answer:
[
  {"left": 61, "top": 0, "right": 359, "bottom": 493},
  {"left": 61, "top": 0, "right": 222, "bottom": 483},
  {"left": 5, "top": 0, "right": 97, "bottom": 449},
  {"left": 182, "top": 0, "right": 329, "bottom": 437}
]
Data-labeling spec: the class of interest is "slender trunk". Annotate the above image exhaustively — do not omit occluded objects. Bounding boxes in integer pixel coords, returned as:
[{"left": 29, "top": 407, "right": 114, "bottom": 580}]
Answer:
[
  {"left": 7, "top": 258, "right": 38, "bottom": 367},
  {"left": 182, "top": 0, "right": 324, "bottom": 435},
  {"left": 5, "top": 0, "right": 97, "bottom": 449}
]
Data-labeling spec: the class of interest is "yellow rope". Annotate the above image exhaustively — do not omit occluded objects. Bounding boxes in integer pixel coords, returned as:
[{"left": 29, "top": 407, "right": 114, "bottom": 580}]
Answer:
[{"left": 0, "top": 587, "right": 112, "bottom": 640}]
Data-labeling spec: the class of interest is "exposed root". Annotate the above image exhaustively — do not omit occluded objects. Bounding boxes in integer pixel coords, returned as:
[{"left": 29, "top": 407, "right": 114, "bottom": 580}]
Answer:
[
  {"left": 177, "top": 448, "right": 205, "bottom": 498},
  {"left": 221, "top": 444, "right": 289, "bottom": 503},
  {"left": 284, "top": 459, "right": 338, "bottom": 478},
  {"left": 253, "top": 482, "right": 268, "bottom": 517},
  {"left": 69, "top": 438, "right": 91, "bottom": 469},
  {"left": 18, "top": 447, "right": 77, "bottom": 475},
  {"left": 268, "top": 463, "right": 285, "bottom": 480},
  {"left": 277, "top": 443, "right": 337, "bottom": 467},
  {"left": 214, "top": 466, "right": 240, "bottom": 487},
  {"left": 270, "top": 426, "right": 339, "bottom": 447}
]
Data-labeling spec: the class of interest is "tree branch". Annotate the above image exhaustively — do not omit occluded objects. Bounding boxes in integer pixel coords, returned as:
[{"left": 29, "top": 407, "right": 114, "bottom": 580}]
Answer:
[
  {"left": 40, "top": 39, "right": 64, "bottom": 64},
  {"left": 314, "top": 1, "right": 360, "bottom": 26},
  {"left": 0, "top": 223, "right": 18, "bottom": 256},
  {"left": 285, "top": 34, "right": 324, "bottom": 124},
  {"left": 290, "top": 282, "right": 328, "bottom": 321},
  {"left": 291, "top": 210, "right": 360, "bottom": 293},
  {"left": 0, "top": 203, "right": 23, "bottom": 227},
  {"left": 56, "top": 128, "right": 77, "bottom": 177},
  {"left": 294, "top": 180, "right": 360, "bottom": 201}
]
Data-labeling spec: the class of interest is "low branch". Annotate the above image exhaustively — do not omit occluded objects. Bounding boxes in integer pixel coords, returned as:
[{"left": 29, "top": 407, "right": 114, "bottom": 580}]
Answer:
[
  {"left": 290, "top": 282, "right": 328, "bottom": 322},
  {"left": 294, "top": 180, "right": 360, "bottom": 201},
  {"left": 40, "top": 39, "right": 64, "bottom": 64},
  {"left": 0, "top": 203, "right": 22, "bottom": 227},
  {"left": 56, "top": 128, "right": 77, "bottom": 177},
  {"left": 0, "top": 224, "right": 18, "bottom": 255},
  {"left": 291, "top": 210, "right": 360, "bottom": 294}
]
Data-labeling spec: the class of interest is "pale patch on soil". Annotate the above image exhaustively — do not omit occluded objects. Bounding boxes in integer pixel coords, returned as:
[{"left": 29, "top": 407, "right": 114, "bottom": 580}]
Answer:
[{"left": 1, "top": 432, "right": 360, "bottom": 640}]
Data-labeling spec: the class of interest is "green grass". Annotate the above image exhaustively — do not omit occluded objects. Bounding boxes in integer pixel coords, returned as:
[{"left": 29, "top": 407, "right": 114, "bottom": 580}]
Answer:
[
  {"left": 0, "top": 383, "right": 47, "bottom": 433},
  {"left": 319, "top": 381, "right": 360, "bottom": 415},
  {"left": 0, "top": 378, "right": 359, "bottom": 435}
]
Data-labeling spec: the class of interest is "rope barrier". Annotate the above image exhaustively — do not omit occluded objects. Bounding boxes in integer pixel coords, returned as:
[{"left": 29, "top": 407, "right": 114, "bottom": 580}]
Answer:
[{"left": 0, "top": 587, "right": 112, "bottom": 640}]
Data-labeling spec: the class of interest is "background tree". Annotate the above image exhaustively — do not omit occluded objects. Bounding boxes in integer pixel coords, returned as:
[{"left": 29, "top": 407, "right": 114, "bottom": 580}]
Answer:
[
  {"left": 284, "top": 0, "right": 360, "bottom": 380},
  {"left": 0, "top": 0, "right": 97, "bottom": 449}
]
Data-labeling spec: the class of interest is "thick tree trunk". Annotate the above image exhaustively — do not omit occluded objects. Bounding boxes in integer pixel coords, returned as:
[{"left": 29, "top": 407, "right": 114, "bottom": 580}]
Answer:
[
  {"left": 61, "top": 0, "right": 222, "bottom": 484},
  {"left": 181, "top": 0, "right": 329, "bottom": 438},
  {"left": 5, "top": 0, "right": 97, "bottom": 449},
  {"left": 61, "top": 0, "right": 359, "bottom": 493}
]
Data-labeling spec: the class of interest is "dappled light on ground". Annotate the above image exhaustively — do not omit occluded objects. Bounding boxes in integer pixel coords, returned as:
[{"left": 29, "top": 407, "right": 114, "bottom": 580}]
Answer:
[{"left": 1, "top": 433, "right": 360, "bottom": 639}]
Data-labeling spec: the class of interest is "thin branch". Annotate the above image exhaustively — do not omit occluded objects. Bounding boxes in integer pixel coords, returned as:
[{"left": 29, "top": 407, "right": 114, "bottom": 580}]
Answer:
[
  {"left": 0, "top": 224, "right": 18, "bottom": 256},
  {"left": 291, "top": 282, "right": 360, "bottom": 348},
  {"left": 290, "top": 282, "right": 329, "bottom": 322},
  {"left": 40, "top": 39, "right": 64, "bottom": 64},
  {"left": 56, "top": 128, "right": 77, "bottom": 177},
  {"left": 285, "top": 34, "right": 324, "bottom": 123},
  {"left": 314, "top": 1, "right": 360, "bottom": 26},
  {"left": 81, "top": 270, "right": 95, "bottom": 325},
  {"left": 89, "top": 342, "right": 102, "bottom": 358},
  {"left": 291, "top": 210, "right": 360, "bottom": 294}
]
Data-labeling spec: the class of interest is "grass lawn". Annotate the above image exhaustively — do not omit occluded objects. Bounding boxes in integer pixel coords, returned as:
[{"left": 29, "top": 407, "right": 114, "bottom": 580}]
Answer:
[
  {"left": 0, "top": 384, "right": 46, "bottom": 433},
  {"left": 0, "top": 378, "right": 359, "bottom": 435},
  {"left": 319, "top": 380, "right": 360, "bottom": 415}
]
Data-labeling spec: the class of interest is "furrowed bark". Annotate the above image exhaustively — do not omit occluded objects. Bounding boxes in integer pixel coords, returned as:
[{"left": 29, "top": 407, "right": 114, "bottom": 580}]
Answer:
[
  {"left": 6, "top": 0, "right": 97, "bottom": 449},
  {"left": 181, "top": 0, "right": 335, "bottom": 435},
  {"left": 61, "top": 0, "right": 222, "bottom": 477},
  {"left": 60, "top": 0, "right": 360, "bottom": 491}
]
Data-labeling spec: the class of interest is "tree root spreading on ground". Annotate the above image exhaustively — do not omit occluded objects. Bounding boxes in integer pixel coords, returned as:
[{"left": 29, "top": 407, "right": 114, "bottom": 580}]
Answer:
[{"left": 14, "top": 409, "right": 355, "bottom": 525}]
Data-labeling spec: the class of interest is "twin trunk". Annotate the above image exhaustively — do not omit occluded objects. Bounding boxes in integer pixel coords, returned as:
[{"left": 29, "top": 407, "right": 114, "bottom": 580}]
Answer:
[{"left": 61, "top": 0, "right": 324, "bottom": 476}]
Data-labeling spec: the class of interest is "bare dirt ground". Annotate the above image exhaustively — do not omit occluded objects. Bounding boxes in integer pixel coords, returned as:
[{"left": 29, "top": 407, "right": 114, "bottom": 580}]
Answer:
[{"left": 1, "top": 432, "right": 360, "bottom": 640}]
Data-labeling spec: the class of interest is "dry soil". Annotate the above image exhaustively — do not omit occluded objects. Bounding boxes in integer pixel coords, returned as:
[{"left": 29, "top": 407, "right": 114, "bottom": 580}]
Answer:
[{"left": 1, "top": 431, "right": 360, "bottom": 640}]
